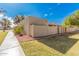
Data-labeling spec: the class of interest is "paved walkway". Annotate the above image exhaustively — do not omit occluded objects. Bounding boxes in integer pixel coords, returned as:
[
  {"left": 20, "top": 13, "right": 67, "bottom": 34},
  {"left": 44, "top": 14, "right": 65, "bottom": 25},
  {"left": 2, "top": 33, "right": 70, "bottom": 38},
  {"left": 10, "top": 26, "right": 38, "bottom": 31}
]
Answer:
[{"left": 0, "top": 31, "right": 25, "bottom": 56}]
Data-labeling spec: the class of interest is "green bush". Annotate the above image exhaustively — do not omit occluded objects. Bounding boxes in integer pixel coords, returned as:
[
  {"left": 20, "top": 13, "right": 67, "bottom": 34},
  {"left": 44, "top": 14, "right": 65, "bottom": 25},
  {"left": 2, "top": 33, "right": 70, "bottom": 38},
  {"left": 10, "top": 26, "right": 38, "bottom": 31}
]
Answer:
[{"left": 13, "top": 26, "right": 24, "bottom": 35}]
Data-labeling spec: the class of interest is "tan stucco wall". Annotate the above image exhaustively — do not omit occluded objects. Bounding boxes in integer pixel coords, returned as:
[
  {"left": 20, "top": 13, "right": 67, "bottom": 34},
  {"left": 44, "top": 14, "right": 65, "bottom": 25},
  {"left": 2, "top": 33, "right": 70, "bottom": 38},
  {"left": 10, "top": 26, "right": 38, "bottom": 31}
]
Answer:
[
  {"left": 30, "top": 25, "right": 61, "bottom": 37},
  {"left": 24, "top": 16, "right": 48, "bottom": 36},
  {"left": 66, "top": 27, "right": 79, "bottom": 32},
  {"left": 48, "top": 26, "right": 58, "bottom": 35},
  {"left": 30, "top": 25, "right": 49, "bottom": 37},
  {"left": 28, "top": 16, "right": 48, "bottom": 25},
  {"left": 24, "top": 16, "right": 30, "bottom": 35}
]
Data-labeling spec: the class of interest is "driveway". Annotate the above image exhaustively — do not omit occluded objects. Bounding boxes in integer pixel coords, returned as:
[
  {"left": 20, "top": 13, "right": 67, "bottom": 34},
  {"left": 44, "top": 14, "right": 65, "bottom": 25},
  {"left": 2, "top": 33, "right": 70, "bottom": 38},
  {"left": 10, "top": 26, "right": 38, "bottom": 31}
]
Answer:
[{"left": 0, "top": 30, "right": 25, "bottom": 56}]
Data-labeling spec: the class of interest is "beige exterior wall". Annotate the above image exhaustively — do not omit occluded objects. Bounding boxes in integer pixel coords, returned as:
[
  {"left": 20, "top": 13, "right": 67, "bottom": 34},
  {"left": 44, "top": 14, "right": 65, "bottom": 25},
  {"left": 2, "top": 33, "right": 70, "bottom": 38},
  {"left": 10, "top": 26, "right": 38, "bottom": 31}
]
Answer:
[
  {"left": 66, "top": 27, "right": 79, "bottom": 32},
  {"left": 24, "top": 16, "right": 48, "bottom": 36},
  {"left": 48, "top": 26, "right": 58, "bottom": 35},
  {"left": 24, "top": 17, "right": 30, "bottom": 35},
  {"left": 30, "top": 25, "right": 58, "bottom": 37},
  {"left": 28, "top": 16, "right": 48, "bottom": 25},
  {"left": 30, "top": 25, "right": 49, "bottom": 37},
  {"left": 30, "top": 25, "right": 79, "bottom": 37}
]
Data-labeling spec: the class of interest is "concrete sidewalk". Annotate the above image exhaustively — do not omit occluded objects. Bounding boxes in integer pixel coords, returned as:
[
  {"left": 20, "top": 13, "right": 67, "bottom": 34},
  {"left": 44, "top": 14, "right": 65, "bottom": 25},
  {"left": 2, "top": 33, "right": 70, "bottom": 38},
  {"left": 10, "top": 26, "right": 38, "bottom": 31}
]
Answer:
[{"left": 0, "top": 30, "right": 25, "bottom": 56}]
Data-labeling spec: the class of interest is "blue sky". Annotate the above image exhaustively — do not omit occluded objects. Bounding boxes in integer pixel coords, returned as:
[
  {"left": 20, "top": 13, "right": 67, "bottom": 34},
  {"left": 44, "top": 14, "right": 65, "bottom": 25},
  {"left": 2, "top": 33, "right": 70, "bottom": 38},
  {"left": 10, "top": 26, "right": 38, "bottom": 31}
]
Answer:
[{"left": 0, "top": 3, "right": 79, "bottom": 25}]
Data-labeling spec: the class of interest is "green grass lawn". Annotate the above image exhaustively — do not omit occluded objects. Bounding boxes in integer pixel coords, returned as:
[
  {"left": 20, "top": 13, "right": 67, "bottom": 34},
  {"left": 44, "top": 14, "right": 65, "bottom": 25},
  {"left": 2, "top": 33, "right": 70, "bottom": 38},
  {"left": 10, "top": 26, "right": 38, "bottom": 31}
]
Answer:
[
  {"left": 0, "top": 31, "right": 8, "bottom": 45},
  {"left": 19, "top": 31, "right": 79, "bottom": 56},
  {"left": 20, "top": 40, "right": 63, "bottom": 56}
]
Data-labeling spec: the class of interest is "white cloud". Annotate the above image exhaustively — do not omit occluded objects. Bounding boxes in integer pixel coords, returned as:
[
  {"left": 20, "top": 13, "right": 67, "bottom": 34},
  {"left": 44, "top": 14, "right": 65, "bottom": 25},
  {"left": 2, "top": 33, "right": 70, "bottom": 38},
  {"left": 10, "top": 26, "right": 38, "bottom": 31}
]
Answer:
[
  {"left": 0, "top": 14, "right": 4, "bottom": 17},
  {"left": 4, "top": 16, "right": 13, "bottom": 21},
  {"left": 7, "top": 17, "right": 15, "bottom": 28},
  {"left": 0, "top": 13, "right": 5, "bottom": 20},
  {"left": 44, "top": 13, "right": 48, "bottom": 17}
]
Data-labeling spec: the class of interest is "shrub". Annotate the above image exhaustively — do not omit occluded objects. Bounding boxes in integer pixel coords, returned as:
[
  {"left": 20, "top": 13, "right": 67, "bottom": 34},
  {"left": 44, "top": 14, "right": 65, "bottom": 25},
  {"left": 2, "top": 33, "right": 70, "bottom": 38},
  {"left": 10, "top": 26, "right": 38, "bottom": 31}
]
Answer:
[{"left": 13, "top": 26, "right": 24, "bottom": 35}]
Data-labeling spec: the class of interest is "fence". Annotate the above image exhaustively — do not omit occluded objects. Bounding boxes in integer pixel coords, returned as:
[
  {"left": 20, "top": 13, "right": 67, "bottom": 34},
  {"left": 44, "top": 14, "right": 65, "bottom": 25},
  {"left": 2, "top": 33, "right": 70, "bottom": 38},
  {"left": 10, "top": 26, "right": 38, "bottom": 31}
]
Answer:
[{"left": 30, "top": 25, "right": 79, "bottom": 37}]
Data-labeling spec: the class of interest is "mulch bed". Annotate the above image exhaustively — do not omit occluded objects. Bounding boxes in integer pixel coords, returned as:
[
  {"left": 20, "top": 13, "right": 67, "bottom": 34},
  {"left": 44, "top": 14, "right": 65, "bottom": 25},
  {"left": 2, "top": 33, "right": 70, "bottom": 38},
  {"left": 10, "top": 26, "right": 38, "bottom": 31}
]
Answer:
[{"left": 16, "top": 35, "right": 35, "bottom": 41}]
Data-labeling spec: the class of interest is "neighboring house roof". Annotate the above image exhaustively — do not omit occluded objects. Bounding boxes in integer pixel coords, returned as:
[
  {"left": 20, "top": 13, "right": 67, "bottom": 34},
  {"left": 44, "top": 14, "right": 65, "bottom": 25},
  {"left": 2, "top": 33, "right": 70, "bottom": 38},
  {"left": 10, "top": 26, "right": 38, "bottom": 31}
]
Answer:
[{"left": 48, "top": 23, "right": 57, "bottom": 26}]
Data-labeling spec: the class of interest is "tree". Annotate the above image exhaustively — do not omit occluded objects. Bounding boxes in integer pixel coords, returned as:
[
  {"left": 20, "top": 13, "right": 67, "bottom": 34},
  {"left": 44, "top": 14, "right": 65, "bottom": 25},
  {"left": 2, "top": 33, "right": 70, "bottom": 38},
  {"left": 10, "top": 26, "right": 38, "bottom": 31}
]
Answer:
[
  {"left": 14, "top": 15, "right": 24, "bottom": 24},
  {"left": 62, "top": 10, "right": 79, "bottom": 27},
  {"left": 2, "top": 18, "right": 11, "bottom": 31}
]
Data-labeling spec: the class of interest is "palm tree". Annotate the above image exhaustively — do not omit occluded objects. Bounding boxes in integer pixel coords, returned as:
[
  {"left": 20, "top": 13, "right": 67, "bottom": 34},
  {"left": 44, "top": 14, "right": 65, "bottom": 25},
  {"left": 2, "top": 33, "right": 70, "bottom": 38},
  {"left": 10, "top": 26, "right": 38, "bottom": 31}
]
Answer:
[
  {"left": 2, "top": 18, "right": 11, "bottom": 32},
  {"left": 14, "top": 15, "right": 24, "bottom": 24}
]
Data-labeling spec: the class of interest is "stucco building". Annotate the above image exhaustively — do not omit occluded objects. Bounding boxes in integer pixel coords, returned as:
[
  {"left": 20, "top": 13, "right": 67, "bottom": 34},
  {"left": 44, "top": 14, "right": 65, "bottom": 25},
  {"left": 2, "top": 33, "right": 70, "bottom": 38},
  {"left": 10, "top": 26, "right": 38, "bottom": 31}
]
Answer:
[
  {"left": 23, "top": 16, "right": 49, "bottom": 37},
  {"left": 15, "top": 16, "right": 78, "bottom": 37}
]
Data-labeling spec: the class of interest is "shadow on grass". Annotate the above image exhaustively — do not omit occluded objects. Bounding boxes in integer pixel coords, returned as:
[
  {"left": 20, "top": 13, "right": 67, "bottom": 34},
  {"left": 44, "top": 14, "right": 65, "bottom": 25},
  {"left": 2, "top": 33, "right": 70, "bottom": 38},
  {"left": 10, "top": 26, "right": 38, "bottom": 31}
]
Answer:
[{"left": 36, "top": 32, "right": 79, "bottom": 54}]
